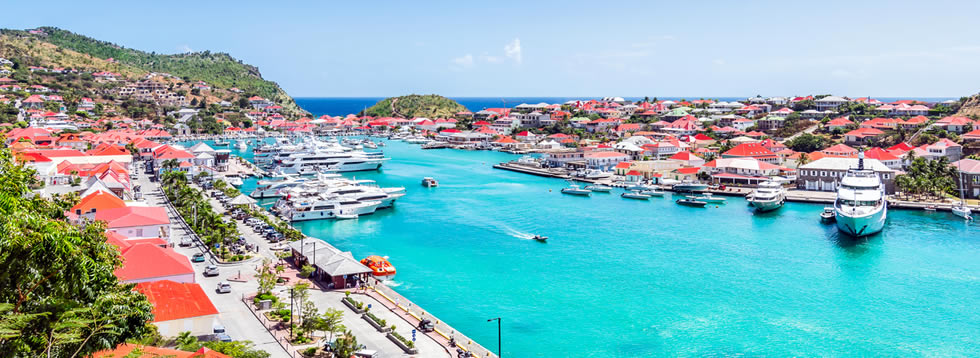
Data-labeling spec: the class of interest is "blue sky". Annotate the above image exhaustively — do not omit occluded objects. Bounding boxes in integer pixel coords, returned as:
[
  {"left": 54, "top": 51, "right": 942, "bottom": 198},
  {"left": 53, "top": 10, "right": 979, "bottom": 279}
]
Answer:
[{"left": 5, "top": 0, "right": 980, "bottom": 98}]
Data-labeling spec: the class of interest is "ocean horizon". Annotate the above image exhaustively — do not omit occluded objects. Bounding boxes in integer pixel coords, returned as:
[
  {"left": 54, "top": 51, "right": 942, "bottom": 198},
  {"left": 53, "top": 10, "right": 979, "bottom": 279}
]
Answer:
[{"left": 295, "top": 96, "right": 958, "bottom": 117}]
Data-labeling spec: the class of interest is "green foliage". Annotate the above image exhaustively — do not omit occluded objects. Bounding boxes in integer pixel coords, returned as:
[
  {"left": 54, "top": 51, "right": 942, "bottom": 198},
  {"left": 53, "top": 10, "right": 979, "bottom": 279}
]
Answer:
[
  {"left": 365, "top": 312, "right": 387, "bottom": 327},
  {"left": 389, "top": 330, "right": 416, "bottom": 349},
  {"left": 784, "top": 133, "right": 828, "bottom": 152},
  {"left": 300, "top": 264, "right": 315, "bottom": 278},
  {"left": 332, "top": 331, "right": 360, "bottom": 358},
  {"left": 0, "top": 148, "right": 154, "bottom": 357},
  {"left": 895, "top": 157, "right": 960, "bottom": 199},
  {"left": 29, "top": 27, "right": 293, "bottom": 107},
  {"left": 363, "top": 94, "right": 467, "bottom": 118},
  {"left": 174, "top": 331, "right": 270, "bottom": 358}
]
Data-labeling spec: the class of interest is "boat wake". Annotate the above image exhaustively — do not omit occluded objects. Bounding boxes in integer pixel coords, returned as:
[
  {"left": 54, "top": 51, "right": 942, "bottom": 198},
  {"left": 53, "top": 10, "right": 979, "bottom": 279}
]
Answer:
[
  {"left": 382, "top": 280, "right": 403, "bottom": 288},
  {"left": 502, "top": 226, "right": 534, "bottom": 240}
]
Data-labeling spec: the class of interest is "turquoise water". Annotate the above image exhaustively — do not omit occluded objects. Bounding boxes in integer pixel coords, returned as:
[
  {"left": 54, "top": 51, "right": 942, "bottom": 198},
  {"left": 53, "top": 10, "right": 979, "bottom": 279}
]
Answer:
[{"left": 189, "top": 139, "right": 980, "bottom": 356}]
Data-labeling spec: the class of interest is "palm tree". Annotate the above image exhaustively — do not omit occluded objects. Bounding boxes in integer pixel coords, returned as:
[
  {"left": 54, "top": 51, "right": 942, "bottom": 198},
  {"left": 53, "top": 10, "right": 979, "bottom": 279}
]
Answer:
[
  {"left": 162, "top": 159, "right": 179, "bottom": 172},
  {"left": 895, "top": 174, "right": 913, "bottom": 200},
  {"left": 903, "top": 150, "right": 916, "bottom": 169},
  {"left": 797, "top": 152, "right": 810, "bottom": 166}
]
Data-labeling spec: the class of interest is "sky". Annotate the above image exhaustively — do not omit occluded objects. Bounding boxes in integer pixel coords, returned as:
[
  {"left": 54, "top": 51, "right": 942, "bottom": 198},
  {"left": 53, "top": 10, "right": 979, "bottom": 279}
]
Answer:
[{"left": 4, "top": 0, "right": 980, "bottom": 98}]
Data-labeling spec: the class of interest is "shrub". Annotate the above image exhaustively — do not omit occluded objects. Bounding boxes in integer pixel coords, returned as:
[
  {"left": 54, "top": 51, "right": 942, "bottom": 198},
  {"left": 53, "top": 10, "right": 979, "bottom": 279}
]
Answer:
[
  {"left": 301, "top": 347, "right": 317, "bottom": 357},
  {"left": 365, "top": 312, "right": 386, "bottom": 327}
]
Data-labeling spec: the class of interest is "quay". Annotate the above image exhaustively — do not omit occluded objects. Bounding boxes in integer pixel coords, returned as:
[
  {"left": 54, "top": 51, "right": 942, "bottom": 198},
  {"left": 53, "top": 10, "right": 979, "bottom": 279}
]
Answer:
[{"left": 495, "top": 161, "right": 980, "bottom": 212}]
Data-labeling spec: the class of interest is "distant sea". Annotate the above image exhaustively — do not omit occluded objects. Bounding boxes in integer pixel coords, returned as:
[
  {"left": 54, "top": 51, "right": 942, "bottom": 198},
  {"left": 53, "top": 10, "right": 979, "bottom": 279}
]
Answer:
[{"left": 295, "top": 96, "right": 957, "bottom": 117}]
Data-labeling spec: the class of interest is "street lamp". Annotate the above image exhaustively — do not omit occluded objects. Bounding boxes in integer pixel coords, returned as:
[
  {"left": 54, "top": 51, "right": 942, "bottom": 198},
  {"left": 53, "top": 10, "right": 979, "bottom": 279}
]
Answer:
[{"left": 487, "top": 317, "right": 501, "bottom": 357}]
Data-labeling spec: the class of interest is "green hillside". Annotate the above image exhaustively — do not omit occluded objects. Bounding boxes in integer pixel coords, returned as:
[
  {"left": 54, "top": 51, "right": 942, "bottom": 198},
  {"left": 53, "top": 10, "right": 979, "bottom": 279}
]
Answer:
[
  {"left": 363, "top": 94, "right": 467, "bottom": 118},
  {"left": 1, "top": 27, "right": 299, "bottom": 112}
]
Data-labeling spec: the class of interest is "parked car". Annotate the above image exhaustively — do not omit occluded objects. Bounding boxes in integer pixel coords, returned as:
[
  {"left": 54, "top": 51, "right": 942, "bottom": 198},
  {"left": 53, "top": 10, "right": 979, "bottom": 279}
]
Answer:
[
  {"left": 204, "top": 265, "right": 219, "bottom": 277},
  {"left": 179, "top": 237, "right": 193, "bottom": 247},
  {"left": 217, "top": 281, "right": 231, "bottom": 294},
  {"left": 191, "top": 253, "right": 206, "bottom": 263}
]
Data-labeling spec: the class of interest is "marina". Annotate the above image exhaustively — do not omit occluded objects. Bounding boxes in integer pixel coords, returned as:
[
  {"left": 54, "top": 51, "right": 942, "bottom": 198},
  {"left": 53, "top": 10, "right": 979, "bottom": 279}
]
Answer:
[{"left": 198, "top": 137, "right": 980, "bottom": 357}]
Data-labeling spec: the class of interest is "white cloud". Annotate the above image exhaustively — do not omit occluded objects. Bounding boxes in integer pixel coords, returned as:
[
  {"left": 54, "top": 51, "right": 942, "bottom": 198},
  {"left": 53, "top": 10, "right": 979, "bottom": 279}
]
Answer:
[
  {"left": 450, "top": 54, "right": 475, "bottom": 71},
  {"left": 176, "top": 44, "right": 193, "bottom": 53},
  {"left": 504, "top": 38, "right": 522, "bottom": 64},
  {"left": 481, "top": 53, "right": 503, "bottom": 63}
]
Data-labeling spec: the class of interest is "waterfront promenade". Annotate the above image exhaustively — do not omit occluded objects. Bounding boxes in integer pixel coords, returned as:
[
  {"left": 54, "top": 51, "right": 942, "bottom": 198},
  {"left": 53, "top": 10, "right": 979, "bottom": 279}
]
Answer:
[{"left": 143, "top": 166, "right": 489, "bottom": 357}]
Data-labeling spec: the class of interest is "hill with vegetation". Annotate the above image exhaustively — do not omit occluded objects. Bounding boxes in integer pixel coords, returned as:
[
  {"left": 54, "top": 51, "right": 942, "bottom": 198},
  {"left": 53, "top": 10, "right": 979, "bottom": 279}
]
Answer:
[
  {"left": 954, "top": 94, "right": 980, "bottom": 118},
  {"left": 0, "top": 27, "right": 301, "bottom": 113},
  {"left": 362, "top": 94, "right": 467, "bottom": 118}
]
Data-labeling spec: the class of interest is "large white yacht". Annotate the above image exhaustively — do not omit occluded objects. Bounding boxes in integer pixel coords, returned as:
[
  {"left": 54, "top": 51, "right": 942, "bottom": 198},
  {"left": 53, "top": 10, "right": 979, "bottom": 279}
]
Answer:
[
  {"left": 272, "top": 176, "right": 405, "bottom": 221},
  {"left": 834, "top": 152, "right": 887, "bottom": 237},
  {"left": 267, "top": 138, "right": 388, "bottom": 173},
  {"left": 748, "top": 181, "right": 786, "bottom": 212},
  {"left": 249, "top": 175, "right": 334, "bottom": 198}
]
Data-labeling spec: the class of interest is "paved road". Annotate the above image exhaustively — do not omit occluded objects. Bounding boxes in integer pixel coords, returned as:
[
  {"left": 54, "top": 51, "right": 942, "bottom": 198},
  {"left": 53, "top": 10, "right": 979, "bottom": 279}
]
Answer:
[
  {"left": 783, "top": 124, "right": 820, "bottom": 141},
  {"left": 136, "top": 172, "right": 290, "bottom": 358}
]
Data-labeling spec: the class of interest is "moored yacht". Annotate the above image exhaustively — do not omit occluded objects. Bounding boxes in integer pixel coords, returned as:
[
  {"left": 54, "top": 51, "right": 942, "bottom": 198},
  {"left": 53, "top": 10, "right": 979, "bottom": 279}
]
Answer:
[
  {"left": 834, "top": 152, "right": 887, "bottom": 237},
  {"left": 673, "top": 180, "right": 709, "bottom": 192},
  {"left": 748, "top": 181, "right": 786, "bottom": 212}
]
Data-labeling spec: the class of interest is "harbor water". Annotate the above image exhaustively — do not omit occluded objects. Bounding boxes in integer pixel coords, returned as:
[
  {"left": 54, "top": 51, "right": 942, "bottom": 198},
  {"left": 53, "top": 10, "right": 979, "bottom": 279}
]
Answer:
[{"left": 194, "top": 138, "right": 980, "bottom": 356}]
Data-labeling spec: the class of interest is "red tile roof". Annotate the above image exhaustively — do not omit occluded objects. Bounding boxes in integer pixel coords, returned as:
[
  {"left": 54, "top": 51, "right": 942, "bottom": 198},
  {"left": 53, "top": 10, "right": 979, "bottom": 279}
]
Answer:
[
  {"left": 70, "top": 190, "right": 125, "bottom": 216},
  {"left": 95, "top": 206, "right": 169, "bottom": 228},
  {"left": 94, "top": 344, "right": 230, "bottom": 358},
  {"left": 723, "top": 143, "right": 776, "bottom": 158},
  {"left": 115, "top": 244, "right": 193, "bottom": 283},
  {"left": 135, "top": 280, "right": 217, "bottom": 322}
]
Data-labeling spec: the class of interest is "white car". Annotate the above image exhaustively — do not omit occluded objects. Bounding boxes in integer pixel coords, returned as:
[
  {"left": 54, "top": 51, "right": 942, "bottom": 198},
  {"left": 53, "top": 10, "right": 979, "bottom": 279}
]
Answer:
[
  {"left": 217, "top": 281, "right": 231, "bottom": 294},
  {"left": 204, "top": 265, "right": 219, "bottom": 277}
]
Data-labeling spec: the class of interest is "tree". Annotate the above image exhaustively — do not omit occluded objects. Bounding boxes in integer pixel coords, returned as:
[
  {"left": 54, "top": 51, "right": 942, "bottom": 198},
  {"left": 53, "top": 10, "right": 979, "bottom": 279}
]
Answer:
[
  {"left": 316, "top": 308, "right": 346, "bottom": 343},
  {"left": 256, "top": 259, "right": 277, "bottom": 295},
  {"left": 332, "top": 330, "right": 360, "bottom": 358},
  {"left": 784, "top": 133, "right": 827, "bottom": 153},
  {"left": 0, "top": 149, "right": 154, "bottom": 357},
  {"left": 797, "top": 152, "right": 810, "bottom": 166}
]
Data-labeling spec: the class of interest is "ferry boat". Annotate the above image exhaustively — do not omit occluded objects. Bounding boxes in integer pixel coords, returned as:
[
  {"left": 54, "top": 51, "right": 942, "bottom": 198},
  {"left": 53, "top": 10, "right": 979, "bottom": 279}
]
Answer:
[
  {"left": 747, "top": 181, "right": 786, "bottom": 212},
  {"left": 561, "top": 184, "right": 592, "bottom": 196},
  {"left": 834, "top": 152, "right": 887, "bottom": 237},
  {"left": 584, "top": 184, "right": 612, "bottom": 193},
  {"left": 621, "top": 191, "right": 651, "bottom": 200},
  {"left": 673, "top": 181, "right": 709, "bottom": 192},
  {"left": 422, "top": 177, "right": 439, "bottom": 187},
  {"left": 361, "top": 256, "right": 396, "bottom": 280}
]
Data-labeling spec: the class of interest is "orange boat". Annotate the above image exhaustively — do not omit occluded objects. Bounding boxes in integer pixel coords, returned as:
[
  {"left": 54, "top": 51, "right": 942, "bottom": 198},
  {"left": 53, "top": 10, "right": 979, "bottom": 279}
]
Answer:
[{"left": 360, "top": 255, "right": 396, "bottom": 280}]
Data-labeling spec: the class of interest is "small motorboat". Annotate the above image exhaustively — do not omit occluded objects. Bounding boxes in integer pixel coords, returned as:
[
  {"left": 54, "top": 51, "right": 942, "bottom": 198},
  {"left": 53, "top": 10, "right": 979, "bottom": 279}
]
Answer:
[
  {"left": 214, "top": 139, "right": 230, "bottom": 146},
  {"left": 422, "top": 177, "right": 439, "bottom": 187},
  {"left": 561, "top": 185, "right": 592, "bottom": 196},
  {"left": 621, "top": 191, "right": 651, "bottom": 200},
  {"left": 639, "top": 189, "right": 666, "bottom": 197},
  {"left": 820, "top": 207, "right": 836, "bottom": 222},
  {"left": 687, "top": 193, "right": 726, "bottom": 203},
  {"left": 952, "top": 204, "right": 973, "bottom": 220},
  {"left": 584, "top": 184, "right": 612, "bottom": 193},
  {"left": 335, "top": 213, "right": 358, "bottom": 220},
  {"left": 676, "top": 198, "right": 707, "bottom": 207},
  {"left": 924, "top": 206, "right": 937, "bottom": 211},
  {"left": 532, "top": 235, "right": 548, "bottom": 242}
]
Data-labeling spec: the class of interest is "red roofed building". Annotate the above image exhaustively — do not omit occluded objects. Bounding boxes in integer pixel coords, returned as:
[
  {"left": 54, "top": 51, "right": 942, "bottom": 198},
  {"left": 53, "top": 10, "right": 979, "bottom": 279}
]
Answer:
[
  {"left": 864, "top": 147, "right": 902, "bottom": 169},
  {"left": 703, "top": 158, "right": 785, "bottom": 184},
  {"left": 901, "top": 115, "right": 930, "bottom": 130},
  {"left": 935, "top": 116, "right": 975, "bottom": 133},
  {"left": 135, "top": 280, "right": 219, "bottom": 336},
  {"left": 114, "top": 241, "right": 194, "bottom": 283},
  {"left": 668, "top": 151, "right": 705, "bottom": 167},
  {"left": 94, "top": 344, "right": 231, "bottom": 358},
  {"left": 722, "top": 143, "right": 779, "bottom": 164},
  {"left": 844, "top": 127, "right": 885, "bottom": 145},
  {"left": 825, "top": 117, "right": 853, "bottom": 132},
  {"left": 821, "top": 143, "right": 858, "bottom": 157},
  {"left": 69, "top": 190, "right": 125, "bottom": 220},
  {"left": 95, "top": 206, "right": 170, "bottom": 238}
]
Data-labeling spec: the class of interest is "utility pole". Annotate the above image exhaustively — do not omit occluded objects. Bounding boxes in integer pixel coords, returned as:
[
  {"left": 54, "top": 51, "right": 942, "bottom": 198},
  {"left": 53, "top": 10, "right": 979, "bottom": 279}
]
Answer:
[{"left": 487, "top": 317, "right": 501, "bottom": 357}]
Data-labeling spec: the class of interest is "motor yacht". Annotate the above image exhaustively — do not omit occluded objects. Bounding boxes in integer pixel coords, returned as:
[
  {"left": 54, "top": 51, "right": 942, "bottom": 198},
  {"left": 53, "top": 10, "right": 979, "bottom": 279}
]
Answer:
[
  {"left": 621, "top": 191, "right": 651, "bottom": 200},
  {"left": 834, "top": 152, "right": 887, "bottom": 237},
  {"left": 422, "top": 177, "right": 439, "bottom": 187},
  {"left": 561, "top": 184, "right": 592, "bottom": 196},
  {"left": 584, "top": 184, "right": 612, "bottom": 192},
  {"left": 686, "top": 193, "right": 726, "bottom": 203},
  {"left": 673, "top": 181, "right": 709, "bottom": 192},
  {"left": 748, "top": 181, "right": 786, "bottom": 212}
]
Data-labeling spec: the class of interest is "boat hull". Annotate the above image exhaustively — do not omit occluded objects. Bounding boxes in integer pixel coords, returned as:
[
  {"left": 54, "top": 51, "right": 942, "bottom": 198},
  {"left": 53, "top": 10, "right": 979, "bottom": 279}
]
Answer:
[
  {"left": 836, "top": 205, "right": 887, "bottom": 237},
  {"left": 749, "top": 198, "right": 784, "bottom": 212}
]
